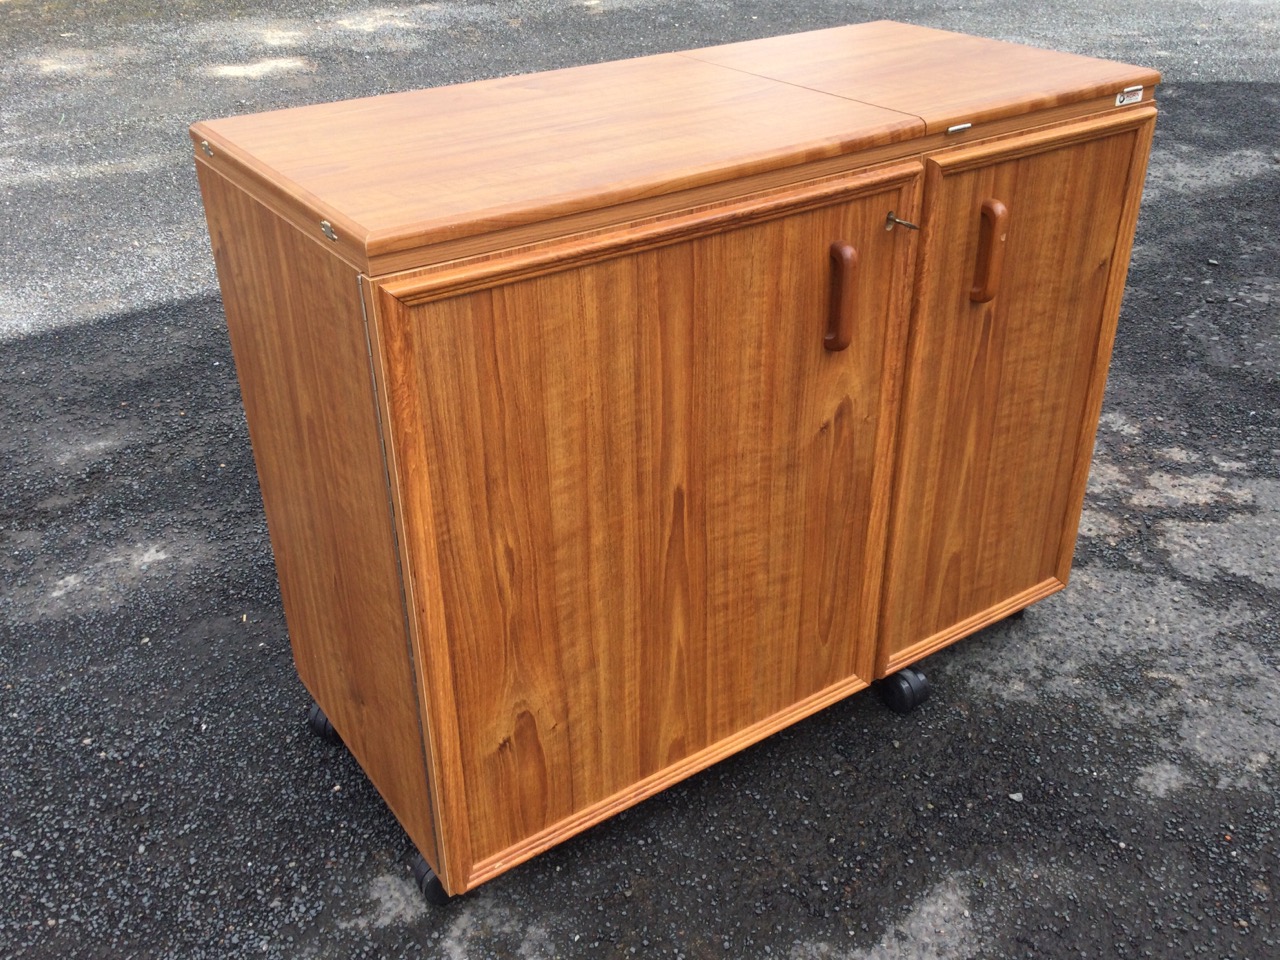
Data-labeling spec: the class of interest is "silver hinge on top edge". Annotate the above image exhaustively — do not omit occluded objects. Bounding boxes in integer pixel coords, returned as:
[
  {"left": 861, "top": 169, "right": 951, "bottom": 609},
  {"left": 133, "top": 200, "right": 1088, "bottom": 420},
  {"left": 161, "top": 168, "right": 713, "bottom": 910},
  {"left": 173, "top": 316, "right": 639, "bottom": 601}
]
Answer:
[
  {"left": 200, "top": 140, "right": 214, "bottom": 157},
  {"left": 320, "top": 221, "right": 338, "bottom": 242}
]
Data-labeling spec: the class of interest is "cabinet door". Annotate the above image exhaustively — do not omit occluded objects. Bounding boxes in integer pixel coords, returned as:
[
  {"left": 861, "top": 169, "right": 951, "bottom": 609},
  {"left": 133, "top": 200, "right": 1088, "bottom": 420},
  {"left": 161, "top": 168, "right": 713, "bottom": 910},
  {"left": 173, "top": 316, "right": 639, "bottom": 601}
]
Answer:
[
  {"left": 375, "top": 165, "right": 920, "bottom": 878},
  {"left": 879, "top": 109, "right": 1156, "bottom": 674}
]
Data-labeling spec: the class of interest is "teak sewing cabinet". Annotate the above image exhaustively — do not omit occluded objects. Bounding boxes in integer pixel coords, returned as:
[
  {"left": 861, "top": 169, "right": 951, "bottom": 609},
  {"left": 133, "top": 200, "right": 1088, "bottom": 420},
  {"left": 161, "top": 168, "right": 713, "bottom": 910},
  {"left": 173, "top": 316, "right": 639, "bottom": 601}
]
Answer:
[{"left": 192, "top": 21, "right": 1159, "bottom": 900}]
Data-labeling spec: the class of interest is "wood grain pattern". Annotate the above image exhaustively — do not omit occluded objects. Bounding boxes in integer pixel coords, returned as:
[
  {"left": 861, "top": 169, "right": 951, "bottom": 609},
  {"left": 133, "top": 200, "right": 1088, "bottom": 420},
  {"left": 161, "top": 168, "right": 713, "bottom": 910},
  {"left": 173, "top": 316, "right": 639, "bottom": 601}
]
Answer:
[
  {"left": 191, "top": 52, "right": 921, "bottom": 270},
  {"left": 374, "top": 167, "right": 921, "bottom": 872},
  {"left": 877, "top": 109, "right": 1157, "bottom": 675},
  {"left": 685, "top": 21, "right": 1161, "bottom": 135},
  {"left": 468, "top": 665, "right": 873, "bottom": 887},
  {"left": 195, "top": 163, "right": 443, "bottom": 879}
]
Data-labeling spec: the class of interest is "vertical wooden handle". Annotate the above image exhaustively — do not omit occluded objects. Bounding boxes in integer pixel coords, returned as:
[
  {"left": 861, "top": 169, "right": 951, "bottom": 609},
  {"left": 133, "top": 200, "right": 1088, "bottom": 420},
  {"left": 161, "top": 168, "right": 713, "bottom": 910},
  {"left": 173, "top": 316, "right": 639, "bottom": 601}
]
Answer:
[
  {"left": 970, "top": 199, "right": 1009, "bottom": 303},
  {"left": 826, "top": 241, "right": 858, "bottom": 352}
]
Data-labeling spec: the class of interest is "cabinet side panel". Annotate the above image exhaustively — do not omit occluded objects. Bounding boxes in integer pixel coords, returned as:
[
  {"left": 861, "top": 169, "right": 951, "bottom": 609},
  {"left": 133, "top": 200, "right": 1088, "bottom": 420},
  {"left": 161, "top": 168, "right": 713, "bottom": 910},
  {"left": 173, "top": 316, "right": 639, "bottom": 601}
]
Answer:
[
  {"left": 1052, "top": 114, "right": 1157, "bottom": 584},
  {"left": 196, "top": 162, "right": 439, "bottom": 870}
]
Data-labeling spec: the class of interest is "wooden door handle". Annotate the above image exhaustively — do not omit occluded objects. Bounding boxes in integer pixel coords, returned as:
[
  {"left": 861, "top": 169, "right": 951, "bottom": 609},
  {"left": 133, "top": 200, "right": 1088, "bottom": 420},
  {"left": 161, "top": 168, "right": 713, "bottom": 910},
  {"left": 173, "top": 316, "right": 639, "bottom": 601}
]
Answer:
[
  {"left": 970, "top": 199, "right": 1009, "bottom": 303},
  {"left": 826, "top": 241, "right": 858, "bottom": 352}
]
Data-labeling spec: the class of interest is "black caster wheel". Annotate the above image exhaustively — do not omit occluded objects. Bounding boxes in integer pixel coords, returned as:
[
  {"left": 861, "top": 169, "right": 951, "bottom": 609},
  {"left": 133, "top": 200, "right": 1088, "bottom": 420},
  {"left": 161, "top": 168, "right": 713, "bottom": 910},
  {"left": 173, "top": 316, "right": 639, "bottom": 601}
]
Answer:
[
  {"left": 410, "top": 852, "right": 451, "bottom": 906},
  {"left": 877, "top": 666, "right": 931, "bottom": 715},
  {"left": 306, "top": 702, "right": 342, "bottom": 744}
]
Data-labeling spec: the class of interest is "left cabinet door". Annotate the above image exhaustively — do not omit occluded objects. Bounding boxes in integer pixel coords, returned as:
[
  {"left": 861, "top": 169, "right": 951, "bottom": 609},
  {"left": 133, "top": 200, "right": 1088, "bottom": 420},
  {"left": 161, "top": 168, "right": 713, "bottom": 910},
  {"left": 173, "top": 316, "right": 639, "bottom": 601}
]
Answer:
[{"left": 373, "top": 165, "right": 921, "bottom": 886}]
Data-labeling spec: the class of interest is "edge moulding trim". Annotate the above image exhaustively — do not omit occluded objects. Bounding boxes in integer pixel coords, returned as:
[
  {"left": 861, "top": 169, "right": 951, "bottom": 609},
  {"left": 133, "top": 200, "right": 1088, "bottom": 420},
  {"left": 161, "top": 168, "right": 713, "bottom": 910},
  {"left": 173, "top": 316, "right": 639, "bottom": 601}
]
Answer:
[
  {"left": 382, "top": 161, "right": 924, "bottom": 308},
  {"left": 880, "top": 577, "right": 1066, "bottom": 677},
  {"left": 465, "top": 671, "right": 872, "bottom": 889}
]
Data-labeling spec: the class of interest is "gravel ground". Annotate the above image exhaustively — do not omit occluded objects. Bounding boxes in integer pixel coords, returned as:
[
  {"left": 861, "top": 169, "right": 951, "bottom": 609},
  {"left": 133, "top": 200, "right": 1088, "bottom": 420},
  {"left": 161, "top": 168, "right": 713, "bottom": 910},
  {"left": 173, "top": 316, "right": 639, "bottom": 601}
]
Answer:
[{"left": 2, "top": 1, "right": 1278, "bottom": 957}]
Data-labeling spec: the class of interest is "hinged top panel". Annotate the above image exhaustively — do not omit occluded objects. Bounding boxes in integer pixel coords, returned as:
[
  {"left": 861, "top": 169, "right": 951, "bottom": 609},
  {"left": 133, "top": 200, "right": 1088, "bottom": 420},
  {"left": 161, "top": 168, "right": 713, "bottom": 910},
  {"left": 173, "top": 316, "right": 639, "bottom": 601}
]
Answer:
[
  {"left": 191, "top": 21, "right": 1159, "bottom": 274},
  {"left": 685, "top": 21, "right": 1161, "bottom": 135},
  {"left": 191, "top": 51, "right": 921, "bottom": 273}
]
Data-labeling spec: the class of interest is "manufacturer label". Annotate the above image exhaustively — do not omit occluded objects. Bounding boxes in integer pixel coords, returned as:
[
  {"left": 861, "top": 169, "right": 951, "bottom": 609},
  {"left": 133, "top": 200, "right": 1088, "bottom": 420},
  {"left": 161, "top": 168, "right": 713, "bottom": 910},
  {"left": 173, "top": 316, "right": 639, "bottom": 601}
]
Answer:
[{"left": 1115, "top": 86, "right": 1144, "bottom": 106}]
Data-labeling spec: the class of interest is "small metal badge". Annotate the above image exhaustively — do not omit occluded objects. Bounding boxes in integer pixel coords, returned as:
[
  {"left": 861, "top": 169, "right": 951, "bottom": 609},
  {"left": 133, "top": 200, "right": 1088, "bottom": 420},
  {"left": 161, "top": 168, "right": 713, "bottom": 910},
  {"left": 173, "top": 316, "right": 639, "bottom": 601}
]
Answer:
[{"left": 1115, "top": 86, "right": 1143, "bottom": 106}]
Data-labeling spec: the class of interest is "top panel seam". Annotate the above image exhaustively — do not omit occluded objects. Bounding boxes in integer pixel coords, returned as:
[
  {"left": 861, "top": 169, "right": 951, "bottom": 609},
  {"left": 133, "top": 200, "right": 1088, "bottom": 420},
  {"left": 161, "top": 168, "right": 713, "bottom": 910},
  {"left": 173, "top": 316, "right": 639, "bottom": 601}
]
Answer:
[{"left": 673, "top": 51, "right": 928, "bottom": 131}]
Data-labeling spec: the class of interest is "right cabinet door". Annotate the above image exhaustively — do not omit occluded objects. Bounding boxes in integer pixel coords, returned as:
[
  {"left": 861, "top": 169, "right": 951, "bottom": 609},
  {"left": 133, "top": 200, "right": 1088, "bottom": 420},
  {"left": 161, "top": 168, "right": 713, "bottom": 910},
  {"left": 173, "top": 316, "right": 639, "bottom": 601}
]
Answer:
[{"left": 879, "top": 108, "right": 1156, "bottom": 674}]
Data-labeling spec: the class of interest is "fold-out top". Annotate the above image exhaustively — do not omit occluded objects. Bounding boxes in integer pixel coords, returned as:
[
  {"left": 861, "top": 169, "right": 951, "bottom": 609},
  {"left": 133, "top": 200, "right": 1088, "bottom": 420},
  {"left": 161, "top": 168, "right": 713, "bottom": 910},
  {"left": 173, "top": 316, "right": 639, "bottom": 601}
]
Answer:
[
  {"left": 191, "top": 21, "right": 1159, "bottom": 275},
  {"left": 684, "top": 21, "right": 1161, "bottom": 135},
  {"left": 192, "top": 53, "right": 920, "bottom": 272}
]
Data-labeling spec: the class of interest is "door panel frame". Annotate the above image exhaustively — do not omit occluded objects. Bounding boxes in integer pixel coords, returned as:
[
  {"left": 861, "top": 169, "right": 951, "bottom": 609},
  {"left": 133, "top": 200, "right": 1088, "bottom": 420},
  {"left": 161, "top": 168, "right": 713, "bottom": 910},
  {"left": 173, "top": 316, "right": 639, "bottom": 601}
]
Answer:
[
  {"left": 370, "top": 162, "right": 923, "bottom": 888},
  {"left": 876, "top": 107, "right": 1157, "bottom": 678}
]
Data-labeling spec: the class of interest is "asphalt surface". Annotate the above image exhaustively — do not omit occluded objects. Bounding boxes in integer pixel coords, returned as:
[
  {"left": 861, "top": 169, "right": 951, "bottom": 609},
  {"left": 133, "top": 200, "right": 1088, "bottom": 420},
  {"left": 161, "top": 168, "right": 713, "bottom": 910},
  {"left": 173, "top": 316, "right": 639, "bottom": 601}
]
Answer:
[{"left": 2, "top": 1, "right": 1278, "bottom": 957}]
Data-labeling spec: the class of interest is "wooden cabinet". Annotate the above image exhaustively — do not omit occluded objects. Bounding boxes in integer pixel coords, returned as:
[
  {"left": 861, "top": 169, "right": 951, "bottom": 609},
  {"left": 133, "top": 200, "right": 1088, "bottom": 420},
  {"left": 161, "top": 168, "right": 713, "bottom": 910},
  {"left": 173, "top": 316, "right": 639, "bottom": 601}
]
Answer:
[{"left": 192, "top": 22, "right": 1157, "bottom": 897}]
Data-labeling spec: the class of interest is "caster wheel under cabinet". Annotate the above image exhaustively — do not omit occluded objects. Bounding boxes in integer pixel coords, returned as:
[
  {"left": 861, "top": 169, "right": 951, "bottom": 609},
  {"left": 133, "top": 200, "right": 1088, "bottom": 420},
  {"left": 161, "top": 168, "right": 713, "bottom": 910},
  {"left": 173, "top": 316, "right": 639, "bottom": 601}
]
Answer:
[
  {"left": 193, "top": 21, "right": 1159, "bottom": 899},
  {"left": 410, "top": 853, "right": 451, "bottom": 907},
  {"left": 305, "top": 701, "right": 342, "bottom": 744},
  {"left": 878, "top": 668, "right": 931, "bottom": 716}
]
